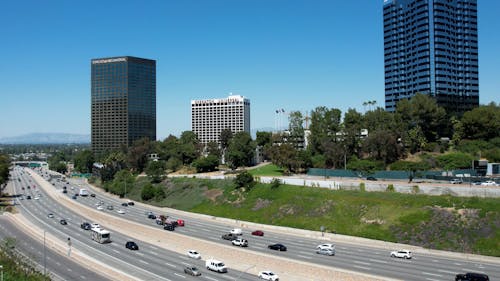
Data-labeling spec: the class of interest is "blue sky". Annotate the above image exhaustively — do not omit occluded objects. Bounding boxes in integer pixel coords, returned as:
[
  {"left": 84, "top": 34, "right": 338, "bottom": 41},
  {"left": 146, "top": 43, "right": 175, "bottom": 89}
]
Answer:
[{"left": 0, "top": 0, "right": 498, "bottom": 140}]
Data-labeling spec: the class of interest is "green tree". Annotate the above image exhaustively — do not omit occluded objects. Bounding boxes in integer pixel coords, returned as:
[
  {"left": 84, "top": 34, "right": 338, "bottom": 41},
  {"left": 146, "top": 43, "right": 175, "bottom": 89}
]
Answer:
[
  {"left": 461, "top": 103, "right": 500, "bottom": 141},
  {"left": 362, "top": 130, "right": 402, "bottom": 165},
  {"left": 179, "top": 131, "right": 201, "bottom": 164},
  {"left": 0, "top": 153, "right": 10, "bottom": 193},
  {"left": 145, "top": 160, "right": 166, "bottom": 183},
  {"left": 127, "top": 137, "right": 153, "bottom": 173},
  {"left": 110, "top": 169, "right": 135, "bottom": 197},
  {"left": 234, "top": 171, "right": 255, "bottom": 191},
  {"left": 309, "top": 106, "right": 342, "bottom": 154},
  {"left": 141, "top": 183, "right": 155, "bottom": 201},
  {"left": 343, "top": 108, "right": 363, "bottom": 158},
  {"left": 346, "top": 157, "right": 384, "bottom": 177},
  {"left": 73, "top": 150, "right": 94, "bottom": 173},
  {"left": 437, "top": 152, "right": 474, "bottom": 170},
  {"left": 165, "top": 157, "right": 182, "bottom": 172},
  {"left": 226, "top": 132, "right": 255, "bottom": 169},
  {"left": 256, "top": 131, "right": 273, "bottom": 161},
  {"left": 193, "top": 155, "right": 219, "bottom": 173},
  {"left": 288, "top": 111, "right": 305, "bottom": 149},
  {"left": 396, "top": 93, "right": 446, "bottom": 142},
  {"left": 220, "top": 128, "right": 233, "bottom": 151}
]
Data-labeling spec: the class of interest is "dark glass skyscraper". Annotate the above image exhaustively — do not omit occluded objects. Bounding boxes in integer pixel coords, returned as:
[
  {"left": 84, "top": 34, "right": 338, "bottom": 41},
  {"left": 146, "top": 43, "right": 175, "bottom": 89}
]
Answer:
[
  {"left": 91, "top": 56, "right": 156, "bottom": 154},
  {"left": 383, "top": 0, "right": 479, "bottom": 113}
]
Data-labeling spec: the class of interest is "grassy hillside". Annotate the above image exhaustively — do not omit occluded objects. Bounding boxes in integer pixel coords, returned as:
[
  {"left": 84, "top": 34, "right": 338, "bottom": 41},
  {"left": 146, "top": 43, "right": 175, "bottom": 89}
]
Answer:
[{"left": 130, "top": 177, "right": 500, "bottom": 256}]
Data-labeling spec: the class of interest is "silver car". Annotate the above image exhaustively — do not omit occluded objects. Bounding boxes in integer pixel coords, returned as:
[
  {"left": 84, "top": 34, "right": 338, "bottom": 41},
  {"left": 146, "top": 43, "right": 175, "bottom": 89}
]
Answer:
[{"left": 316, "top": 248, "right": 335, "bottom": 256}]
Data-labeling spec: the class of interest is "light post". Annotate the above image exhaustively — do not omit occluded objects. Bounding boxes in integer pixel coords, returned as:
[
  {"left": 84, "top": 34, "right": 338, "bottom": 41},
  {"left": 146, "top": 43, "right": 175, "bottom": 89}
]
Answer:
[
  {"left": 0, "top": 264, "right": 3, "bottom": 281},
  {"left": 43, "top": 230, "right": 46, "bottom": 275}
]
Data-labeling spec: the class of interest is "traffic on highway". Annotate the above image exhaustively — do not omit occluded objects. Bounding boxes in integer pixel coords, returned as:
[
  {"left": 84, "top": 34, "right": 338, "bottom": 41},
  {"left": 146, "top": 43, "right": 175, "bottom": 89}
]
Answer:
[{"left": 7, "top": 166, "right": 499, "bottom": 281}]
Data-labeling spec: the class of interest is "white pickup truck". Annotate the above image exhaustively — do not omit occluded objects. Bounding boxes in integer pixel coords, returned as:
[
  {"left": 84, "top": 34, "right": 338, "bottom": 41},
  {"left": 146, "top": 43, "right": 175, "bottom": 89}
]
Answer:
[{"left": 205, "top": 259, "right": 227, "bottom": 273}]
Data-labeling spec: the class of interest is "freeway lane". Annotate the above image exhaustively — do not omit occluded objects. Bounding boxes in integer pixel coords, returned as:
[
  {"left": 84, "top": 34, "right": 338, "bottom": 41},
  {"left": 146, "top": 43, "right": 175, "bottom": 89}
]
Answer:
[
  {"left": 12, "top": 167, "right": 258, "bottom": 281},
  {"left": 0, "top": 216, "right": 111, "bottom": 281},
  {"left": 31, "top": 167, "right": 500, "bottom": 281}
]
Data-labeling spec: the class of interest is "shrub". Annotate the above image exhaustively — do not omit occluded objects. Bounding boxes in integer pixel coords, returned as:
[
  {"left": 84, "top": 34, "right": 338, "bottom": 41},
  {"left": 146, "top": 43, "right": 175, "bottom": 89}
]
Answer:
[
  {"left": 412, "top": 185, "right": 420, "bottom": 194},
  {"left": 234, "top": 171, "right": 255, "bottom": 191},
  {"left": 359, "top": 182, "right": 366, "bottom": 192},
  {"left": 141, "top": 183, "right": 155, "bottom": 201},
  {"left": 270, "top": 178, "right": 281, "bottom": 189},
  {"left": 386, "top": 184, "right": 395, "bottom": 192}
]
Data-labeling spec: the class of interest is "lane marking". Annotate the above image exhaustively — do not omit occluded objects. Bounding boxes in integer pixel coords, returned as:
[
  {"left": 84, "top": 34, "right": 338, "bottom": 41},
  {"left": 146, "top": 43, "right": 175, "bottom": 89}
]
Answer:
[
  {"left": 296, "top": 254, "right": 312, "bottom": 259},
  {"left": 139, "top": 259, "right": 148, "bottom": 265},
  {"left": 174, "top": 273, "right": 186, "bottom": 278},
  {"left": 438, "top": 269, "right": 457, "bottom": 274},
  {"left": 353, "top": 265, "right": 371, "bottom": 270},
  {"left": 369, "top": 259, "right": 387, "bottom": 264},
  {"left": 422, "top": 272, "right": 442, "bottom": 277},
  {"left": 165, "top": 262, "right": 176, "bottom": 268},
  {"left": 354, "top": 261, "right": 371, "bottom": 266}
]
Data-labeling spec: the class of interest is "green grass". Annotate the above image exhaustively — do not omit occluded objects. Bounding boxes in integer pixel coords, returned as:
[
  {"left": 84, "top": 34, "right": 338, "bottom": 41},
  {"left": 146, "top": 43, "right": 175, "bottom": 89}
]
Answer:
[{"left": 248, "top": 164, "right": 284, "bottom": 177}]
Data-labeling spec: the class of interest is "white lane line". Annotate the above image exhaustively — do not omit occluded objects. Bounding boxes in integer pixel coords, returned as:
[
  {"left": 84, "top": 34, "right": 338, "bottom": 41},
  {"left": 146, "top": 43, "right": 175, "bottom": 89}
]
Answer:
[
  {"left": 438, "top": 269, "right": 457, "bottom": 274},
  {"left": 151, "top": 251, "right": 158, "bottom": 256},
  {"left": 369, "top": 259, "right": 387, "bottom": 264},
  {"left": 112, "top": 249, "right": 120, "bottom": 254},
  {"left": 354, "top": 261, "right": 371, "bottom": 266},
  {"left": 298, "top": 251, "right": 313, "bottom": 255},
  {"left": 80, "top": 276, "right": 87, "bottom": 279},
  {"left": 422, "top": 272, "right": 442, "bottom": 277},
  {"left": 432, "top": 259, "right": 439, "bottom": 262},
  {"left": 296, "top": 254, "right": 312, "bottom": 259},
  {"left": 67, "top": 268, "right": 73, "bottom": 272},
  {"left": 425, "top": 278, "right": 441, "bottom": 281},
  {"left": 139, "top": 259, "right": 148, "bottom": 265},
  {"left": 136, "top": 252, "right": 145, "bottom": 256},
  {"left": 174, "top": 273, "right": 186, "bottom": 278},
  {"left": 454, "top": 263, "right": 462, "bottom": 265},
  {"left": 203, "top": 276, "right": 218, "bottom": 281},
  {"left": 353, "top": 265, "right": 371, "bottom": 270},
  {"left": 165, "top": 262, "right": 176, "bottom": 268}
]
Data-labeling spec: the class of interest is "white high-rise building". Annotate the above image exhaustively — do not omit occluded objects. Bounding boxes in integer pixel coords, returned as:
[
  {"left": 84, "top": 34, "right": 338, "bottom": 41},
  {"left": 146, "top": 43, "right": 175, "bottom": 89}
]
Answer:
[{"left": 191, "top": 94, "right": 250, "bottom": 144}]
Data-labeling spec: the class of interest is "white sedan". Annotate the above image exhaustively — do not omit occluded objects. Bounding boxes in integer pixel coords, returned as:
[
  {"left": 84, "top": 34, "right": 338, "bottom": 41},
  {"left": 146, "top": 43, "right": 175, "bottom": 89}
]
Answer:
[
  {"left": 258, "top": 271, "right": 279, "bottom": 281},
  {"left": 390, "top": 250, "right": 412, "bottom": 259},
  {"left": 187, "top": 250, "right": 201, "bottom": 259},
  {"left": 117, "top": 209, "right": 125, "bottom": 214},
  {"left": 97, "top": 205, "right": 104, "bottom": 211}
]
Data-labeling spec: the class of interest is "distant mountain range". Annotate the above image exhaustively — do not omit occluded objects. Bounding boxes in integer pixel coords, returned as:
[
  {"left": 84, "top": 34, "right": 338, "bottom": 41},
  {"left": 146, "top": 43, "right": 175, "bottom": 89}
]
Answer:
[
  {"left": 0, "top": 133, "right": 90, "bottom": 144},
  {"left": 0, "top": 128, "right": 276, "bottom": 145}
]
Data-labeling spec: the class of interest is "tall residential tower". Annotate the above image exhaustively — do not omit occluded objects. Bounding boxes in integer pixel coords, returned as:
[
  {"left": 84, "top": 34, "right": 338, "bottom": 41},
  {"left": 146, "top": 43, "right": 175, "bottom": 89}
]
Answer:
[
  {"left": 191, "top": 94, "right": 250, "bottom": 144},
  {"left": 91, "top": 56, "right": 156, "bottom": 153},
  {"left": 383, "top": 0, "right": 479, "bottom": 113}
]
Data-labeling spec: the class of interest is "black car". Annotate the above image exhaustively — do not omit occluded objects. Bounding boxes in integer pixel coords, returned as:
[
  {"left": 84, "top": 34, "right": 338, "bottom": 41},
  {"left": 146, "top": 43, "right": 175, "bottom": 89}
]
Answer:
[
  {"left": 164, "top": 223, "right": 175, "bottom": 231},
  {"left": 268, "top": 243, "right": 287, "bottom": 251},
  {"left": 221, "top": 233, "right": 239, "bottom": 240},
  {"left": 62, "top": 189, "right": 67, "bottom": 194},
  {"left": 148, "top": 214, "right": 156, "bottom": 219},
  {"left": 80, "top": 222, "right": 91, "bottom": 230},
  {"left": 127, "top": 201, "right": 134, "bottom": 206},
  {"left": 121, "top": 202, "right": 128, "bottom": 207},
  {"left": 125, "top": 241, "right": 139, "bottom": 250},
  {"left": 456, "top": 272, "right": 489, "bottom": 281},
  {"left": 366, "top": 176, "right": 377, "bottom": 181},
  {"left": 26, "top": 195, "right": 32, "bottom": 200},
  {"left": 72, "top": 195, "right": 77, "bottom": 199},
  {"left": 60, "top": 219, "right": 68, "bottom": 225},
  {"left": 90, "top": 193, "right": 96, "bottom": 197}
]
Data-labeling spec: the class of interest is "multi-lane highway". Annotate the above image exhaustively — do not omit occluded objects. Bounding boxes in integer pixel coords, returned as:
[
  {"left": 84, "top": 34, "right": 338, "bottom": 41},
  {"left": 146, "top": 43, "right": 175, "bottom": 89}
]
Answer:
[
  {"left": 11, "top": 167, "right": 257, "bottom": 281},
  {"left": 9, "top": 166, "right": 500, "bottom": 281},
  {"left": 0, "top": 216, "right": 111, "bottom": 281}
]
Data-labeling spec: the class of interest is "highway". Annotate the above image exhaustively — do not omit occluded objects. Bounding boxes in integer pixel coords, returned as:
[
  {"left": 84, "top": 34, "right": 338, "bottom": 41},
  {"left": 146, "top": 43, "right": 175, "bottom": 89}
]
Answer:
[
  {"left": 11, "top": 166, "right": 500, "bottom": 281},
  {"left": 63, "top": 173, "right": 500, "bottom": 281},
  {"left": 0, "top": 216, "right": 111, "bottom": 281},
  {"left": 11, "top": 167, "right": 257, "bottom": 281}
]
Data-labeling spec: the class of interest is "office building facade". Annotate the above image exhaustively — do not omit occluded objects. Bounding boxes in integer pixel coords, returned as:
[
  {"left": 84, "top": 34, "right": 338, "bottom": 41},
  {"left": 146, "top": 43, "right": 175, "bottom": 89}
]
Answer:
[
  {"left": 91, "top": 56, "right": 156, "bottom": 153},
  {"left": 191, "top": 95, "right": 250, "bottom": 144},
  {"left": 383, "top": 0, "right": 479, "bottom": 113}
]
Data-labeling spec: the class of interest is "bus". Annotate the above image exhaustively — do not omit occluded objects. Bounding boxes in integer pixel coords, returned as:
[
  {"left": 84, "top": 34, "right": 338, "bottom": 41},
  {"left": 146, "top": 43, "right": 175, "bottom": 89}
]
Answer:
[{"left": 91, "top": 227, "right": 111, "bottom": 243}]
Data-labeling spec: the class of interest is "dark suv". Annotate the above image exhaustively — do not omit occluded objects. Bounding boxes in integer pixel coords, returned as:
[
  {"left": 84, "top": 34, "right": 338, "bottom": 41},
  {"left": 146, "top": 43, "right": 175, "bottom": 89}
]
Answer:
[
  {"left": 80, "top": 222, "right": 91, "bottom": 230},
  {"left": 221, "top": 233, "right": 239, "bottom": 240},
  {"left": 125, "top": 241, "right": 139, "bottom": 250},
  {"left": 456, "top": 272, "right": 489, "bottom": 281}
]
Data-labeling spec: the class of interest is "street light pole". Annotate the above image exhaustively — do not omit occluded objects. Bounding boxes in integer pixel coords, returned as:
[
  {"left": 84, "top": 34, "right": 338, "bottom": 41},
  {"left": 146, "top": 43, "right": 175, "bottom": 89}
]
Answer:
[
  {"left": 43, "top": 230, "right": 46, "bottom": 275},
  {"left": 0, "top": 264, "right": 3, "bottom": 281}
]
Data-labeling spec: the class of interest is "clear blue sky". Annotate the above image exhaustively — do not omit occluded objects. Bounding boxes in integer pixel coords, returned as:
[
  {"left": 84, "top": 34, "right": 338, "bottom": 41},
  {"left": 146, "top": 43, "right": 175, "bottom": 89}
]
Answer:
[{"left": 0, "top": 0, "right": 498, "bottom": 140}]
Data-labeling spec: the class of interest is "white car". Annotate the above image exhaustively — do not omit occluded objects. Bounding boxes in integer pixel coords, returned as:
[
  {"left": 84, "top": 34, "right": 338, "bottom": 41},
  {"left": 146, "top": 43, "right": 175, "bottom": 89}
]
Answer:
[
  {"left": 232, "top": 238, "right": 248, "bottom": 247},
  {"left": 258, "top": 270, "right": 279, "bottom": 281},
  {"left": 230, "top": 228, "right": 242, "bottom": 235},
  {"left": 390, "top": 250, "right": 412, "bottom": 259},
  {"left": 316, "top": 243, "right": 335, "bottom": 250},
  {"left": 187, "top": 250, "right": 201, "bottom": 259},
  {"left": 117, "top": 209, "right": 125, "bottom": 214},
  {"left": 47, "top": 213, "right": 54, "bottom": 218},
  {"left": 97, "top": 205, "right": 104, "bottom": 211},
  {"left": 481, "top": 180, "right": 498, "bottom": 186},
  {"left": 34, "top": 196, "right": 40, "bottom": 200}
]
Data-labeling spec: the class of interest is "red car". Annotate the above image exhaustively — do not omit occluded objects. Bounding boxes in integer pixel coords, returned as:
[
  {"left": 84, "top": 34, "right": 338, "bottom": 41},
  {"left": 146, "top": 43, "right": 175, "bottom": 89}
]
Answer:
[
  {"left": 177, "top": 219, "right": 185, "bottom": 226},
  {"left": 252, "top": 230, "right": 264, "bottom": 236}
]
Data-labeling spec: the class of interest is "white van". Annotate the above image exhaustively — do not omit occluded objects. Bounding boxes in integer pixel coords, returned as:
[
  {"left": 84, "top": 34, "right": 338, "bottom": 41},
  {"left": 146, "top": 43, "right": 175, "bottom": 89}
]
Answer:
[
  {"left": 79, "top": 189, "right": 89, "bottom": 196},
  {"left": 205, "top": 259, "right": 228, "bottom": 273},
  {"left": 230, "top": 228, "right": 242, "bottom": 235}
]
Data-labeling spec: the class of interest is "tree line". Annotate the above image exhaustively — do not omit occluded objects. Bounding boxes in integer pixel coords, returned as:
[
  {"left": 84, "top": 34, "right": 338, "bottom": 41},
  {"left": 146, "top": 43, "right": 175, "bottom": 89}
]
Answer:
[{"left": 51, "top": 94, "right": 499, "bottom": 182}]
